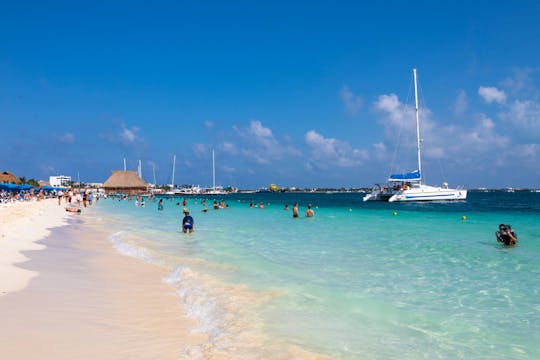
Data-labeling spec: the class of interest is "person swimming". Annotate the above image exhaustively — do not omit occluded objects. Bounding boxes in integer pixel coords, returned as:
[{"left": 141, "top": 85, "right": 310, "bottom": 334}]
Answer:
[{"left": 496, "top": 224, "right": 517, "bottom": 246}]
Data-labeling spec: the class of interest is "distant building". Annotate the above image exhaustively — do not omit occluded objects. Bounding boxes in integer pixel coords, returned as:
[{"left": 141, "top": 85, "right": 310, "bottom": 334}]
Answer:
[
  {"left": 49, "top": 175, "right": 71, "bottom": 187},
  {"left": 103, "top": 170, "right": 148, "bottom": 194}
]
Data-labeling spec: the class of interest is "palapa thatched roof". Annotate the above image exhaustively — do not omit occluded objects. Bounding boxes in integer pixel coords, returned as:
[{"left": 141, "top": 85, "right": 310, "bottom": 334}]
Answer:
[
  {"left": 0, "top": 171, "right": 21, "bottom": 184},
  {"left": 103, "top": 170, "right": 148, "bottom": 190}
]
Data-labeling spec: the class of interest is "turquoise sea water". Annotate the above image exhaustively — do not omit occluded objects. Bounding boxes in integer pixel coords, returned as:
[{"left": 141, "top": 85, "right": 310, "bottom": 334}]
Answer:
[{"left": 90, "top": 192, "right": 540, "bottom": 359}]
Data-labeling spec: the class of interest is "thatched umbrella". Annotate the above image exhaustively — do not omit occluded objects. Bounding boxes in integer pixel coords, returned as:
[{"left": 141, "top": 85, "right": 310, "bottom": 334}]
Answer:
[
  {"left": 103, "top": 170, "right": 148, "bottom": 194},
  {"left": 0, "top": 171, "right": 21, "bottom": 184}
]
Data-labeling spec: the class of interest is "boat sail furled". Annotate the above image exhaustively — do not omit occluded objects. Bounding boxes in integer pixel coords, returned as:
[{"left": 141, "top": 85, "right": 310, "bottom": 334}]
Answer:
[{"left": 364, "top": 69, "right": 467, "bottom": 202}]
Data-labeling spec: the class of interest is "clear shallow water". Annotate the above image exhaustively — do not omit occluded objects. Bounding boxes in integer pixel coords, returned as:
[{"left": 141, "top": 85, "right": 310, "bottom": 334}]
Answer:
[{"left": 92, "top": 192, "right": 540, "bottom": 359}]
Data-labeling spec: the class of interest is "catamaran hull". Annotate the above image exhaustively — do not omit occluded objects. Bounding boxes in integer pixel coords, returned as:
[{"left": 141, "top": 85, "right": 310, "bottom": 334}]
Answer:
[
  {"left": 363, "top": 191, "right": 395, "bottom": 202},
  {"left": 388, "top": 188, "right": 467, "bottom": 202}
]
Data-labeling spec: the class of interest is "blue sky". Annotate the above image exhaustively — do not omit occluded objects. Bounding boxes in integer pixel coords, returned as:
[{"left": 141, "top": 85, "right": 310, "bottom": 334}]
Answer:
[{"left": 1, "top": 1, "right": 539, "bottom": 188}]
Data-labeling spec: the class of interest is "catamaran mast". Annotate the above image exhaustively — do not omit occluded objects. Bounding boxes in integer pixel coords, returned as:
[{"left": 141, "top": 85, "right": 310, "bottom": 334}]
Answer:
[
  {"left": 212, "top": 149, "right": 216, "bottom": 191},
  {"left": 413, "top": 68, "right": 422, "bottom": 184},
  {"left": 171, "top": 154, "right": 176, "bottom": 189}
]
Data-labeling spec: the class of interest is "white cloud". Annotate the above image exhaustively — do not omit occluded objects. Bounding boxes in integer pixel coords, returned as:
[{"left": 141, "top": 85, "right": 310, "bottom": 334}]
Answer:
[
  {"left": 340, "top": 85, "right": 363, "bottom": 115},
  {"left": 478, "top": 86, "right": 506, "bottom": 104},
  {"left": 204, "top": 120, "right": 215, "bottom": 130},
  {"left": 100, "top": 122, "right": 143, "bottom": 146},
  {"left": 373, "top": 142, "right": 387, "bottom": 161},
  {"left": 119, "top": 124, "right": 140, "bottom": 143},
  {"left": 500, "top": 68, "right": 537, "bottom": 96},
  {"left": 501, "top": 100, "right": 540, "bottom": 134},
  {"left": 374, "top": 93, "right": 426, "bottom": 147},
  {"left": 234, "top": 120, "right": 300, "bottom": 164},
  {"left": 304, "top": 130, "right": 368, "bottom": 168},
  {"left": 373, "top": 93, "right": 510, "bottom": 173},
  {"left": 453, "top": 90, "right": 468, "bottom": 116},
  {"left": 192, "top": 143, "right": 210, "bottom": 158},
  {"left": 221, "top": 165, "right": 236, "bottom": 173},
  {"left": 220, "top": 141, "right": 238, "bottom": 155},
  {"left": 58, "top": 132, "right": 75, "bottom": 143}
]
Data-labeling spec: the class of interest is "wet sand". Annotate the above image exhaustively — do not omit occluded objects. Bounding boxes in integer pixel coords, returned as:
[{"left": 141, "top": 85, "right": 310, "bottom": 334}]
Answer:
[{"left": 0, "top": 215, "right": 204, "bottom": 359}]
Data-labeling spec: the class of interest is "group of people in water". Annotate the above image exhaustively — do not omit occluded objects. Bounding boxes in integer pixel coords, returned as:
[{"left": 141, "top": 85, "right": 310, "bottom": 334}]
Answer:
[
  {"left": 118, "top": 194, "right": 520, "bottom": 246},
  {"left": 153, "top": 196, "right": 319, "bottom": 234}
]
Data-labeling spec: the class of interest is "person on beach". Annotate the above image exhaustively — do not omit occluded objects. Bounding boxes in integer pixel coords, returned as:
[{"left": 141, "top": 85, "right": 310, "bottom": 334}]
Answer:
[
  {"left": 182, "top": 211, "right": 194, "bottom": 233},
  {"left": 158, "top": 199, "right": 164, "bottom": 211},
  {"left": 57, "top": 190, "right": 64, "bottom": 205},
  {"left": 305, "top": 204, "right": 315, "bottom": 217},
  {"left": 82, "top": 192, "right": 88, "bottom": 207},
  {"left": 141, "top": 199, "right": 145, "bottom": 207},
  {"left": 68, "top": 189, "right": 73, "bottom": 204},
  {"left": 496, "top": 224, "right": 517, "bottom": 246},
  {"left": 88, "top": 192, "right": 93, "bottom": 206},
  {"left": 75, "top": 192, "right": 83, "bottom": 207},
  {"left": 292, "top": 203, "right": 299, "bottom": 218}
]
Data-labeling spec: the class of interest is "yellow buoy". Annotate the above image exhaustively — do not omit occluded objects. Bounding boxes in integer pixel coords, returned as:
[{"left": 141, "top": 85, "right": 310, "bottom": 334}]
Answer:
[
  {"left": 393, "top": 211, "right": 398, "bottom": 216},
  {"left": 461, "top": 215, "right": 467, "bottom": 221},
  {"left": 349, "top": 208, "right": 352, "bottom": 212}
]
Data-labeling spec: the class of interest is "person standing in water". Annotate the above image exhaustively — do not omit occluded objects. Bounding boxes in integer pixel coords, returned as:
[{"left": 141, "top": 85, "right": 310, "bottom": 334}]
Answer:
[
  {"left": 305, "top": 204, "right": 315, "bottom": 217},
  {"left": 292, "top": 203, "right": 299, "bottom": 218},
  {"left": 158, "top": 198, "right": 164, "bottom": 211},
  {"left": 182, "top": 211, "right": 194, "bottom": 233}
]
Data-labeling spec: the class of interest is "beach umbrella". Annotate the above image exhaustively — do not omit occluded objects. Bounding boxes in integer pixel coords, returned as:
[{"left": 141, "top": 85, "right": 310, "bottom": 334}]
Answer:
[
  {"left": 19, "top": 184, "right": 32, "bottom": 190},
  {"left": 0, "top": 183, "right": 20, "bottom": 191}
]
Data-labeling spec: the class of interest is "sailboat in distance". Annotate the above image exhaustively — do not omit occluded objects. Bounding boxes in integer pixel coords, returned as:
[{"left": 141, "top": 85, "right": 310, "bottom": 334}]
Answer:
[
  {"left": 363, "top": 69, "right": 467, "bottom": 202},
  {"left": 204, "top": 149, "right": 226, "bottom": 195}
]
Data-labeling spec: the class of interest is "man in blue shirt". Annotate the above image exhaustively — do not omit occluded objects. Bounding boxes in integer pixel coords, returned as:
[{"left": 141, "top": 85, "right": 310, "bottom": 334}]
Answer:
[{"left": 182, "top": 211, "right": 194, "bottom": 234}]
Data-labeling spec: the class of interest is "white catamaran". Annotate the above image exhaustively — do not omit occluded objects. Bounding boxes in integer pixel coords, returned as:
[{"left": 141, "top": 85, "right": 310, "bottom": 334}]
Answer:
[{"left": 363, "top": 69, "right": 467, "bottom": 202}]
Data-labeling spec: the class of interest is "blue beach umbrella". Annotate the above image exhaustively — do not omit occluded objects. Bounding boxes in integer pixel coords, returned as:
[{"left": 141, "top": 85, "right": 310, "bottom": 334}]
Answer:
[{"left": 0, "top": 183, "right": 20, "bottom": 191}]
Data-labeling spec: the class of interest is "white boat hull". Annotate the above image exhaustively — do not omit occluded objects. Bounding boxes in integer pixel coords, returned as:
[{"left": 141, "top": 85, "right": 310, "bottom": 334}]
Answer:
[{"left": 388, "top": 185, "right": 467, "bottom": 202}]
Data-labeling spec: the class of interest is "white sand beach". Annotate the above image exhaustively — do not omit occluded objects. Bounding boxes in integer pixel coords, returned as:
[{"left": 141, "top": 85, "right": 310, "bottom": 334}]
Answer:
[
  {"left": 0, "top": 199, "right": 68, "bottom": 296},
  {"left": 0, "top": 199, "right": 204, "bottom": 359}
]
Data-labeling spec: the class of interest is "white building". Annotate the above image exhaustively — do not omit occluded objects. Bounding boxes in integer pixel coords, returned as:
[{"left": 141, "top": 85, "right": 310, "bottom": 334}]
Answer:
[{"left": 49, "top": 175, "right": 71, "bottom": 187}]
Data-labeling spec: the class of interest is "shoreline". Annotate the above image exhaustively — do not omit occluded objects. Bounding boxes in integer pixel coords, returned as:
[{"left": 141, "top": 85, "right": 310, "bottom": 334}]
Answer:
[
  {"left": 0, "top": 198, "right": 69, "bottom": 296},
  {"left": 0, "top": 198, "right": 332, "bottom": 359},
  {"left": 0, "top": 200, "right": 205, "bottom": 359}
]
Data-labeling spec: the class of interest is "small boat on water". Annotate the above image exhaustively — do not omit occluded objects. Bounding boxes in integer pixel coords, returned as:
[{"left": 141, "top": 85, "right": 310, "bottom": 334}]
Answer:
[{"left": 364, "top": 69, "right": 467, "bottom": 202}]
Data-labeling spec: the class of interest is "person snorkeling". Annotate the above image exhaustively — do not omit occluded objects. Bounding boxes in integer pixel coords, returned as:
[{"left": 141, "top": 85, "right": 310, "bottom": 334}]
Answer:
[{"left": 496, "top": 224, "right": 517, "bottom": 246}]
